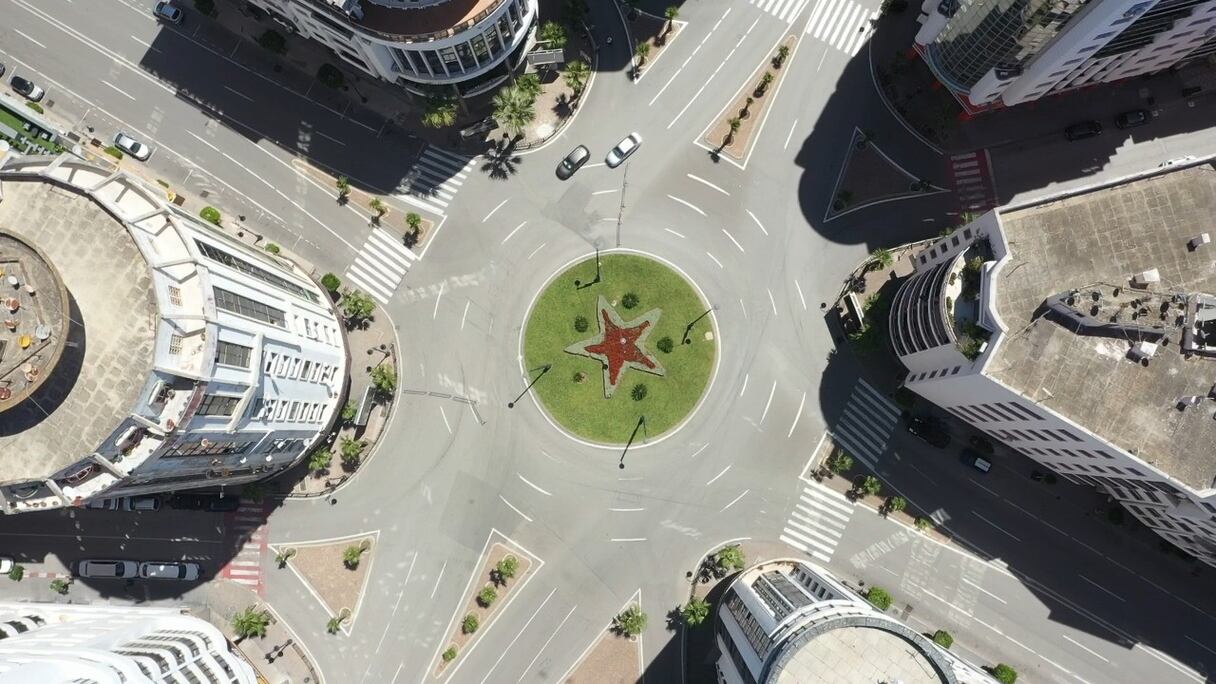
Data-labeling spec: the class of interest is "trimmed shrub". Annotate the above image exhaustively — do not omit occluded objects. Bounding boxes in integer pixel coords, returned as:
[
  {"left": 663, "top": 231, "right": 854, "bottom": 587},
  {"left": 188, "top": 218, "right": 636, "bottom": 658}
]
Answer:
[
  {"left": 621, "top": 292, "right": 640, "bottom": 309},
  {"left": 7, "top": 565, "right": 24, "bottom": 582},
  {"left": 103, "top": 145, "right": 124, "bottom": 160},
  {"left": 477, "top": 586, "right": 497, "bottom": 607},
  {"left": 932, "top": 630, "right": 953, "bottom": 649},
  {"left": 321, "top": 273, "right": 341, "bottom": 292},
  {"left": 442, "top": 646, "right": 458, "bottom": 662},
  {"left": 990, "top": 664, "right": 1017, "bottom": 684},
  {"left": 631, "top": 384, "right": 647, "bottom": 401},
  {"left": 24, "top": 101, "right": 43, "bottom": 114},
  {"left": 194, "top": 0, "right": 217, "bottom": 17},
  {"left": 496, "top": 556, "right": 519, "bottom": 581},
  {"left": 462, "top": 614, "right": 479, "bottom": 634},
  {"left": 317, "top": 63, "right": 345, "bottom": 89},
  {"left": 50, "top": 578, "right": 70, "bottom": 594},
  {"left": 258, "top": 30, "right": 287, "bottom": 54},
  {"left": 866, "top": 586, "right": 893, "bottom": 611},
  {"left": 657, "top": 336, "right": 674, "bottom": 353},
  {"left": 264, "top": 243, "right": 281, "bottom": 254},
  {"left": 574, "top": 315, "right": 589, "bottom": 333},
  {"left": 199, "top": 206, "right": 221, "bottom": 225}
]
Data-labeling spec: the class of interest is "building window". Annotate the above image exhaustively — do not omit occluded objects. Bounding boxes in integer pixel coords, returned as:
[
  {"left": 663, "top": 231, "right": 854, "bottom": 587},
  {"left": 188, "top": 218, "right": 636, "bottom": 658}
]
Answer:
[
  {"left": 195, "top": 240, "right": 318, "bottom": 303},
  {"left": 168, "top": 334, "right": 184, "bottom": 355},
  {"left": 1057, "top": 429, "right": 1083, "bottom": 442},
  {"left": 165, "top": 439, "right": 255, "bottom": 458},
  {"left": 197, "top": 394, "right": 240, "bottom": 416},
  {"left": 214, "top": 287, "right": 286, "bottom": 328},
  {"left": 216, "top": 341, "right": 253, "bottom": 368},
  {"left": 168, "top": 285, "right": 183, "bottom": 306}
]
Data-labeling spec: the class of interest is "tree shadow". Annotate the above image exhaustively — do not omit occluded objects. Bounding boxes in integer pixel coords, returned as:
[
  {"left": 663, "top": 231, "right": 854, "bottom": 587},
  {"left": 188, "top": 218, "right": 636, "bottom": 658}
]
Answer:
[{"left": 480, "top": 137, "right": 522, "bottom": 180}]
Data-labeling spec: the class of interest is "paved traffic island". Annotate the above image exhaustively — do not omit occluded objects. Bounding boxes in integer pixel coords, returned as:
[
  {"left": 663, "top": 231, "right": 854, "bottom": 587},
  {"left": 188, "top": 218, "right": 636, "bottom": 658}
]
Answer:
[{"left": 522, "top": 252, "right": 717, "bottom": 445}]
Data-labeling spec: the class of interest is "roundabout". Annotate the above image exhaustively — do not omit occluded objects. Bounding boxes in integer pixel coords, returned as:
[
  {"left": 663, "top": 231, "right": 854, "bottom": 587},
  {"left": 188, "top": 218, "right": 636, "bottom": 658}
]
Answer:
[{"left": 522, "top": 251, "right": 718, "bottom": 446}]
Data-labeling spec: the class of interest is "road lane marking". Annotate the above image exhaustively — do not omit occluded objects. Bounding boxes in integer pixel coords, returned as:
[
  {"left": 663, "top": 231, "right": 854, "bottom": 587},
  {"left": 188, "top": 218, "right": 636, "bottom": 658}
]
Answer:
[
  {"left": 223, "top": 85, "right": 254, "bottom": 102},
  {"left": 527, "top": 242, "right": 547, "bottom": 260},
  {"left": 690, "top": 444, "right": 709, "bottom": 459},
  {"left": 667, "top": 194, "right": 706, "bottom": 216},
  {"left": 687, "top": 173, "right": 730, "bottom": 195},
  {"left": 516, "top": 605, "right": 578, "bottom": 683},
  {"left": 721, "top": 229, "right": 745, "bottom": 253},
  {"left": 649, "top": 7, "right": 731, "bottom": 107},
  {"left": 431, "top": 560, "right": 447, "bottom": 598},
  {"left": 1185, "top": 635, "right": 1216, "bottom": 657},
  {"left": 482, "top": 198, "right": 509, "bottom": 222},
  {"left": 432, "top": 281, "right": 445, "bottom": 320},
  {"left": 1077, "top": 574, "right": 1125, "bottom": 602},
  {"left": 961, "top": 577, "right": 1006, "bottom": 604},
  {"left": 784, "top": 118, "right": 799, "bottom": 149},
  {"left": 1137, "top": 645, "right": 1203, "bottom": 683},
  {"left": 501, "top": 220, "right": 527, "bottom": 244},
  {"left": 973, "top": 511, "right": 1021, "bottom": 542},
  {"left": 518, "top": 473, "right": 552, "bottom": 496},
  {"left": 739, "top": 297, "right": 747, "bottom": 318},
  {"left": 185, "top": 130, "right": 221, "bottom": 153},
  {"left": 592, "top": 189, "right": 618, "bottom": 195},
  {"left": 460, "top": 300, "right": 470, "bottom": 331},
  {"left": 478, "top": 587, "right": 558, "bottom": 684},
  {"left": 611, "top": 537, "right": 647, "bottom": 542},
  {"left": 610, "top": 507, "right": 645, "bottom": 512},
  {"left": 706, "top": 465, "right": 732, "bottom": 486},
  {"left": 719, "top": 489, "right": 749, "bottom": 512},
  {"left": 759, "top": 381, "right": 777, "bottom": 425},
  {"left": 312, "top": 129, "right": 346, "bottom": 146},
  {"left": 100, "top": 80, "right": 136, "bottom": 100},
  {"left": 129, "top": 35, "right": 158, "bottom": 51},
  {"left": 706, "top": 252, "right": 723, "bottom": 269},
  {"left": 500, "top": 495, "right": 532, "bottom": 522},
  {"left": 787, "top": 392, "right": 806, "bottom": 437},
  {"left": 794, "top": 279, "right": 807, "bottom": 310},
  {"left": 665, "top": 228, "right": 686, "bottom": 239},
  {"left": 667, "top": 18, "right": 758, "bottom": 129},
  {"left": 746, "top": 209, "right": 769, "bottom": 236},
  {"left": 1060, "top": 634, "right": 1109, "bottom": 663},
  {"left": 739, "top": 373, "right": 749, "bottom": 397},
  {"left": 13, "top": 29, "right": 46, "bottom": 48},
  {"left": 767, "top": 288, "right": 778, "bottom": 316}
]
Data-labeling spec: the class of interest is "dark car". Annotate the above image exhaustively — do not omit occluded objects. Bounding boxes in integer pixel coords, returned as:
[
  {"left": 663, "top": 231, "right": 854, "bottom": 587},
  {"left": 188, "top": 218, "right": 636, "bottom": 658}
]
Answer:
[
  {"left": 10, "top": 76, "right": 44, "bottom": 102},
  {"left": 960, "top": 448, "right": 991, "bottom": 473},
  {"left": 906, "top": 416, "right": 951, "bottom": 448},
  {"left": 168, "top": 493, "right": 240, "bottom": 512},
  {"left": 1064, "top": 120, "right": 1102, "bottom": 141},
  {"left": 556, "top": 145, "right": 590, "bottom": 180},
  {"left": 1115, "top": 109, "right": 1150, "bottom": 129}
]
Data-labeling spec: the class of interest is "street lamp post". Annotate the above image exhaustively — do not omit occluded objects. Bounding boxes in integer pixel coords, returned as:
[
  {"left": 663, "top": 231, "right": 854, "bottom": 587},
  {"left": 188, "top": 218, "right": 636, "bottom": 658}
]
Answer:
[
  {"left": 618, "top": 415, "right": 648, "bottom": 469},
  {"left": 682, "top": 305, "right": 718, "bottom": 345},
  {"left": 507, "top": 364, "right": 552, "bottom": 408},
  {"left": 574, "top": 247, "right": 602, "bottom": 289}
]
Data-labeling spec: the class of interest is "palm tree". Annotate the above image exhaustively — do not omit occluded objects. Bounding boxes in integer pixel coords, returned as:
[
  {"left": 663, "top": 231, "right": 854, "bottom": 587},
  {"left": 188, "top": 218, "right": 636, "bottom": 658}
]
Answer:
[
  {"left": 564, "top": 60, "right": 590, "bottom": 98},
  {"left": 232, "top": 606, "right": 271, "bottom": 642},
  {"left": 516, "top": 73, "right": 542, "bottom": 103},
  {"left": 664, "top": 6, "right": 679, "bottom": 33},
  {"left": 343, "top": 544, "right": 365, "bottom": 569},
  {"left": 492, "top": 86, "right": 535, "bottom": 140},
  {"left": 870, "top": 247, "right": 894, "bottom": 270},
  {"left": 335, "top": 176, "right": 350, "bottom": 201},
  {"left": 635, "top": 42, "right": 651, "bottom": 67},
  {"left": 368, "top": 197, "right": 387, "bottom": 219},
  {"left": 681, "top": 597, "right": 710, "bottom": 627},
  {"left": 726, "top": 117, "right": 741, "bottom": 144},
  {"left": 421, "top": 97, "right": 457, "bottom": 128},
  {"left": 539, "top": 20, "right": 568, "bottom": 49}
]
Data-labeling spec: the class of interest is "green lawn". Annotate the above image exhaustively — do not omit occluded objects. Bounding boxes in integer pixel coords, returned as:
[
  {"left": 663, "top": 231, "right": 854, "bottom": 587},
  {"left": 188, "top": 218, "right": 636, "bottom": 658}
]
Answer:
[{"left": 524, "top": 253, "right": 716, "bottom": 444}]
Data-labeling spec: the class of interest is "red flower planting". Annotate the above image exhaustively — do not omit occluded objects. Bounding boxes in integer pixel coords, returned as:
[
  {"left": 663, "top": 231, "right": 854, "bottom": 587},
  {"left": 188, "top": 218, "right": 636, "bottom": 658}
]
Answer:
[{"left": 566, "top": 296, "right": 665, "bottom": 398}]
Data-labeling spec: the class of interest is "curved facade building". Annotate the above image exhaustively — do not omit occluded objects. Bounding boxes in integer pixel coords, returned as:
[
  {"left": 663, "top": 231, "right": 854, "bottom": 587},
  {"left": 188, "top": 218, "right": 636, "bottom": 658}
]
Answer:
[
  {"left": 249, "top": 0, "right": 540, "bottom": 97},
  {"left": 0, "top": 150, "right": 348, "bottom": 513}
]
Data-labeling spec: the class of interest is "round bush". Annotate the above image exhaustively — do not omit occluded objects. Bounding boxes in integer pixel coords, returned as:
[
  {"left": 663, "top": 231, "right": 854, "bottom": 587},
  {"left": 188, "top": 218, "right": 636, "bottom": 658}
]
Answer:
[
  {"left": 264, "top": 243, "right": 281, "bottom": 254},
  {"left": 631, "top": 383, "right": 648, "bottom": 401},
  {"left": 199, "top": 206, "right": 221, "bottom": 225},
  {"left": 573, "top": 371, "right": 587, "bottom": 383},
  {"left": 442, "top": 646, "right": 458, "bottom": 662},
  {"left": 461, "top": 614, "right": 478, "bottom": 634},
  {"left": 321, "top": 273, "right": 342, "bottom": 292},
  {"left": 573, "top": 315, "right": 589, "bottom": 333},
  {"left": 657, "top": 336, "right": 674, "bottom": 353},
  {"left": 621, "top": 292, "right": 640, "bottom": 309}
]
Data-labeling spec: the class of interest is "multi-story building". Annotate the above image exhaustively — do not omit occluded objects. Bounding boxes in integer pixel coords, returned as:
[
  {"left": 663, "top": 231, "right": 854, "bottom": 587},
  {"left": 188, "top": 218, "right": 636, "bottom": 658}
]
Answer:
[
  {"left": 0, "top": 602, "right": 256, "bottom": 683},
  {"left": 715, "top": 558, "right": 992, "bottom": 684},
  {"left": 913, "top": 0, "right": 1216, "bottom": 112},
  {"left": 888, "top": 160, "right": 1216, "bottom": 566},
  {"left": 247, "top": 0, "right": 540, "bottom": 98},
  {"left": 0, "top": 149, "right": 348, "bottom": 513}
]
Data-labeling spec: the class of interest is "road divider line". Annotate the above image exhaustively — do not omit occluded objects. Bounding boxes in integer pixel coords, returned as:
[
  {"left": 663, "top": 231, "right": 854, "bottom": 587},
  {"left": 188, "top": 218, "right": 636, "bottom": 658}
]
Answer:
[
  {"left": 185, "top": 131, "right": 221, "bottom": 153},
  {"left": 973, "top": 511, "right": 1021, "bottom": 542},
  {"left": 439, "top": 405, "right": 452, "bottom": 434},
  {"left": 430, "top": 560, "right": 447, "bottom": 598},
  {"left": 784, "top": 118, "right": 799, "bottom": 150},
  {"left": 499, "top": 495, "right": 532, "bottom": 523},
  {"left": 787, "top": 392, "right": 806, "bottom": 438},
  {"left": 611, "top": 538, "right": 647, "bottom": 542},
  {"left": 501, "top": 221, "right": 527, "bottom": 244},
  {"left": 482, "top": 198, "right": 509, "bottom": 223},
  {"left": 610, "top": 507, "right": 645, "bottom": 512},
  {"left": 478, "top": 587, "right": 558, "bottom": 684},
  {"left": 1185, "top": 635, "right": 1216, "bottom": 657},
  {"left": 739, "top": 373, "right": 749, "bottom": 398},
  {"left": 746, "top": 209, "right": 769, "bottom": 236},
  {"left": 592, "top": 189, "right": 618, "bottom": 195},
  {"left": 706, "top": 465, "right": 732, "bottom": 486},
  {"left": 518, "top": 474, "right": 552, "bottom": 496},
  {"left": 687, "top": 173, "right": 730, "bottom": 195},
  {"left": 665, "top": 228, "right": 686, "bottom": 239},
  {"left": 223, "top": 85, "right": 254, "bottom": 103},
  {"left": 794, "top": 279, "right": 807, "bottom": 310},
  {"left": 527, "top": 242, "right": 547, "bottom": 260},
  {"left": 739, "top": 297, "right": 747, "bottom": 318},
  {"left": 759, "top": 381, "right": 777, "bottom": 425},
  {"left": 129, "top": 34, "right": 158, "bottom": 51},
  {"left": 961, "top": 577, "right": 1007, "bottom": 604},
  {"left": 706, "top": 252, "right": 723, "bottom": 269},
  {"left": 1137, "top": 645, "right": 1203, "bottom": 683},
  {"left": 1060, "top": 634, "right": 1109, "bottom": 663},
  {"left": 767, "top": 288, "right": 778, "bottom": 316},
  {"left": 516, "top": 605, "right": 578, "bottom": 684},
  {"left": 667, "top": 194, "right": 706, "bottom": 216},
  {"left": 719, "top": 489, "right": 749, "bottom": 513},
  {"left": 721, "top": 229, "right": 745, "bottom": 253},
  {"left": 312, "top": 129, "right": 346, "bottom": 146},
  {"left": 98, "top": 80, "right": 136, "bottom": 100},
  {"left": 1077, "top": 574, "right": 1125, "bottom": 603},
  {"left": 690, "top": 444, "right": 710, "bottom": 459},
  {"left": 432, "top": 281, "right": 445, "bottom": 320},
  {"left": 13, "top": 28, "right": 46, "bottom": 48}
]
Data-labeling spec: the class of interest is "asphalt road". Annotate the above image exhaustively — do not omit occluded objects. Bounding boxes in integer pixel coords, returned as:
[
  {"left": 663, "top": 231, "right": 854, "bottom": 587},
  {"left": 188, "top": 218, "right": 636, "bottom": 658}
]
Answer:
[{"left": 0, "top": 0, "right": 1213, "bottom": 683}]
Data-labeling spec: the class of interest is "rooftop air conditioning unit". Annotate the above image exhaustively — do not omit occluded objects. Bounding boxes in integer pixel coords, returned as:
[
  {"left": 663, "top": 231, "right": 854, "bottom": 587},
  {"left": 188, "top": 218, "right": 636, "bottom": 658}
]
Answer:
[{"left": 1133, "top": 269, "right": 1160, "bottom": 287}]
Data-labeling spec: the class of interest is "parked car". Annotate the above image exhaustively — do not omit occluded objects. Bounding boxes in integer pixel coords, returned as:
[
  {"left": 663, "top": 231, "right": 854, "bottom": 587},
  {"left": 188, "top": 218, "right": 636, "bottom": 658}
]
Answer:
[
  {"left": 76, "top": 559, "right": 138, "bottom": 579},
  {"left": 153, "top": 1, "right": 184, "bottom": 24},
  {"left": 167, "top": 493, "right": 240, "bottom": 512},
  {"left": 556, "top": 145, "right": 590, "bottom": 180},
  {"left": 1114, "top": 109, "right": 1150, "bottom": 129},
  {"left": 85, "top": 498, "right": 122, "bottom": 511},
  {"left": 138, "top": 561, "right": 201, "bottom": 581},
  {"left": 0, "top": 558, "right": 12, "bottom": 574},
  {"left": 123, "top": 495, "right": 161, "bottom": 512},
  {"left": 113, "top": 132, "right": 153, "bottom": 162},
  {"left": 0, "top": 64, "right": 6, "bottom": 79},
  {"left": 605, "top": 133, "right": 642, "bottom": 168},
  {"left": 961, "top": 448, "right": 991, "bottom": 474},
  {"left": 10, "top": 76, "right": 44, "bottom": 102},
  {"left": 1064, "top": 120, "right": 1102, "bottom": 141},
  {"left": 906, "top": 416, "right": 951, "bottom": 448}
]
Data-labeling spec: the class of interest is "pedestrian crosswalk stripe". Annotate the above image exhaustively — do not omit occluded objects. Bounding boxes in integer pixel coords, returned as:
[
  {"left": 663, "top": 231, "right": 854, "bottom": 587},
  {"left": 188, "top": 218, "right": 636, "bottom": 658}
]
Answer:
[
  {"left": 779, "top": 482, "right": 856, "bottom": 563},
  {"left": 749, "top": 0, "right": 810, "bottom": 22},
  {"left": 346, "top": 265, "right": 396, "bottom": 303},
  {"left": 781, "top": 0, "right": 810, "bottom": 21},
  {"left": 812, "top": 0, "right": 843, "bottom": 37},
  {"left": 841, "top": 404, "right": 892, "bottom": 447},
  {"left": 369, "top": 228, "right": 415, "bottom": 260},
  {"left": 360, "top": 248, "right": 407, "bottom": 278},
  {"left": 800, "top": 485, "right": 854, "bottom": 514},
  {"left": 855, "top": 379, "right": 900, "bottom": 417},
  {"left": 830, "top": 379, "right": 901, "bottom": 468},
  {"left": 349, "top": 262, "right": 397, "bottom": 293},
  {"left": 780, "top": 535, "right": 832, "bottom": 563},
  {"left": 830, "top": 4, "right": 859, "bottom": 49},
  {"left": 790, "top": 510, "right": 846, "bottom": 539},
  {"left": 806, "top": 0, "right": 877, "bottom": 55},
  {"left": 424, "top": 144, "right": 471, "bottom": 165},
  {"left": 782, "top": 525, "right": 837, "bottom": 553}
]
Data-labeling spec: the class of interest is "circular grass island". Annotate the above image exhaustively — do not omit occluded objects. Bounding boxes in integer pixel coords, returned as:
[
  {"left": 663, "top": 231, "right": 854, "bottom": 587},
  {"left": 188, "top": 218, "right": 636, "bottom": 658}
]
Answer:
[{"left": 523, "top": 252, "right": 717, "bottom": 445}]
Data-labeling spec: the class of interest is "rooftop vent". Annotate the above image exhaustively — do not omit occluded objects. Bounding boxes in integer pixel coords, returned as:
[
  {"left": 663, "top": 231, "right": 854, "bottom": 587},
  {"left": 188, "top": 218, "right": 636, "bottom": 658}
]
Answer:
[
  {"left": 1128, "top": 340, "right": 1158, "bottom": 363},
  {"left": 1188, "top": 233, "right": 1211, "bottom": 251},
  {"left": 1133, "top": 269, "right": 1161, "bottom": 287}
]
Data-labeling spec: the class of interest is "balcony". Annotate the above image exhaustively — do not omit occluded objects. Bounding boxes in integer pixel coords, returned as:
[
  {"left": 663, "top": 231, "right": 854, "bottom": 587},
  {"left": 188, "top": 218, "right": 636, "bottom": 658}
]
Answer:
[{"left": 944, "top": 243, "right": 993, "bottom": 360}]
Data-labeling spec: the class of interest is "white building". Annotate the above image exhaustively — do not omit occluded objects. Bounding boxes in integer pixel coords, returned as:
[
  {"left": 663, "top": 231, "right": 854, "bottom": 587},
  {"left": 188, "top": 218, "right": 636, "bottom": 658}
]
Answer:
[
  {"left": 0, "top": 150, "right": 348, "bottom": 512},
  {"left": 715, "top": 558, "right": 992, "bottom": 684},
  {"left": 248, "top": 0, "right": 539, "bottom": 98},
  {"left": 0, "top": 602, "right": 256, "bottom": 683},
  {"left": 889, "top": 161, "right": 1216, "bottom": 566},
  {"left": 913, "top": 0, "right": 1216, "bottom": 112}
]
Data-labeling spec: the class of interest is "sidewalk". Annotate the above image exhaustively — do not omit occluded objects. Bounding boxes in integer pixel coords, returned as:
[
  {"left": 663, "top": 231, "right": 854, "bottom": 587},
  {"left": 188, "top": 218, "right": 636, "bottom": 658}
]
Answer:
[{"left": 200, "top": 579, "right": 323, "bottom": 684}]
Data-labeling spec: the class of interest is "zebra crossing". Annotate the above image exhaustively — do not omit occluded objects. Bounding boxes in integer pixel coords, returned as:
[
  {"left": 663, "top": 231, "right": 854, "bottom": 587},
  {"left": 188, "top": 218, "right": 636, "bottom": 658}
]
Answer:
[
  {"left": 804, "top": 0, "right": 879, "bottom": 56},
  {"left": 344, "top": 227, "right": 417, "bottom": 305},
  {"left": 220, "top": 499, "right": 268, "bottom": 596},
  {"left": 748, "top": 0, "right": 812, "bottom": 22},
  {"left": 780, "top": 483, "right": 855, "bottom": 563},
  {"left": 831, "top": 379, "right": 901, "bottom": 469},
  {"left": 396, "top": 146, "right": 475, "bottom": 215},
  {"left": 948, "top": 149, "right": 999, "bottom": 212}
]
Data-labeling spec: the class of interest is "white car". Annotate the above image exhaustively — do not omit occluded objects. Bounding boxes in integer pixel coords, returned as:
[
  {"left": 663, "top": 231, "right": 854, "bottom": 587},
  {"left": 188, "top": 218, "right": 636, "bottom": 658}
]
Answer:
[
  {"left": 77, "top": 559, "right": 138, "bottom": 579},
  {"left": 85, "top": 498, "right": 122, "bottom": 511},
  {"left": 138, "top": 561, "right": 201, "bottom": 581},
  {"left": 0, "top": 558, "right": 12, "bottom": 574},
  {"left": 605, "top": 133, "right": 642, "bottom": 168},
  {"left": 153, "top": 1, "right": 184, "bottom": 24},
  {"left": 113, "top": 132, "right": 153, "bottom": 162},
  {"left": 123, "top": 495, "right": 161, "bottom": 512}
]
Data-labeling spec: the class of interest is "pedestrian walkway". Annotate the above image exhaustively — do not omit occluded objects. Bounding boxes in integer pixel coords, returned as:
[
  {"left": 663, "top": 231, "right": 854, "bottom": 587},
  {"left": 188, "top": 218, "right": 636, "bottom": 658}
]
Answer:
[
  {"left": 748, "top": 0, "right": 812, "bottom": 23},
  {"left": 830, "top": 379, "right": 901, "bottom": 469},
  {"left": 804, "top": 0, "right": 879, "bottom": 57},
  {"left": 344, "top": 226, "right": 418, "bottom": 305},
  {"left": 219, "top": 500, "right": 269, "bottom": 596},
  {"left": 779, "top": 483, "right": 854, "bottom": 563},
  {"left": 396, "top": 146, "right": 475, "bottom": 216},
  {"left": 947, "top": 149, "right": 999, "bottom": 212}
]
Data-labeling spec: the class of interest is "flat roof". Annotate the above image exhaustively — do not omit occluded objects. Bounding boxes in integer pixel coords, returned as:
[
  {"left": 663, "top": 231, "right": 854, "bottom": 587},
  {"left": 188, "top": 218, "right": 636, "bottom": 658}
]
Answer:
[
  {"left": 356, "top": 0, "right": 503, "bottom": 37},
  {"left": 0, "top": 232, "right": 68, "bottom": 412},
  {"left": 989, "top": 164, "right": 1216, "bottom": 490},
  {"left": 0, "top": 180, "right": 156, "bottom": 483},
  {"left": 774, "top": 626, "right": 946, "bottom": 684}
]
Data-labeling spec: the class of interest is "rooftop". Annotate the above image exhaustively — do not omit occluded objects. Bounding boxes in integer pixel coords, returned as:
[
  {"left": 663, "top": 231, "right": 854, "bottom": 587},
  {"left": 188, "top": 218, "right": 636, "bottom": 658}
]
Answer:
[
  {"left": 989, "top": 163, "right": 1216, "bottom": 490},
  {"left": 354, "top": 0, "right": 505, "bottom": 39},
  {"left": 773, "top": 626, "right": 946, "bottom": 684},
  {"left": 0, "top": 231, "right": 68, "bottom": 412},
  {"left": 0, "top": 180, "right": 156, "bottom": 483}
]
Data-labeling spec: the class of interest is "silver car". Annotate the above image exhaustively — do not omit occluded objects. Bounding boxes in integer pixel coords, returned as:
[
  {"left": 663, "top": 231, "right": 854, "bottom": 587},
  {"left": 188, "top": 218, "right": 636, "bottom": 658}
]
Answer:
[
  {"left": 605, "top": 133, "right": 642, "bottom": 168},
  {"left": 114, "top": 132, "right": 153, "bottom": 161},
  {"left": 139, "top": 561, "right": 201, "bottom": 581}
]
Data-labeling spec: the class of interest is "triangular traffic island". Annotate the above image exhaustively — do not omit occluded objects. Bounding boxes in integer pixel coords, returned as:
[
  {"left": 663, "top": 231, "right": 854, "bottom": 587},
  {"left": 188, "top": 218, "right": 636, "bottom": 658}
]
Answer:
[
  {"left": 562, "top": 591, "right": 644, "bottom": 684},
  {"left": 270, "top": 531, "right": 378, "bottom": 636},
  {"left": 824, "top": 127, "right": 947, "bottom": 222}
]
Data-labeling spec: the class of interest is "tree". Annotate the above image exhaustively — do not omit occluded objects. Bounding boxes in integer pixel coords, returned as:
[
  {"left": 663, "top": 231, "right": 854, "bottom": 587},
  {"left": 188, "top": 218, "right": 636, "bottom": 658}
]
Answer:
[
  {"left": 275, "top": 548, "right": 296, "bottom": 568},
  {"left": 7, "top": 565, "right": 23, "bottom": 582},
  {"left": 932, "top": 629, "right": 953, "bottom": 649},
  {"left": 243, "top": 482, "right": 266, "bottom": 503},
  {"left": 828, "top": 451, "right": 854, "bottom": 476},
  {"left": 341, "top": 288, "right": 376, "bottom": 325},
  {"left": 406, "top": 212, "right": 422, "bottom": 232},
  {"left": 442, "top": 646, "right": 458, "bottom": 662},
  {"left": 564, "top": 60, "right": 590, "bottom": 98},
  {"left": 563, "top": 0, "right": 589, "bottom": 23},
  {"left": 657, "top": 336, "right": 674, "bottom": 353},
  {"left": 614, "top": 604, "right": 648, "bottom": 637},
  {"left": 516, "top": 73, "right": 543, "bottom": 103},
  {"left": 681, "top": 597, "right": 710, "bottom": 627},
  {"left": 866, "top": 586, "right": 893, "bottom": 611},
  {"left": 258, "top": 30, "right": 287, "bottom": 54},
  {"left": 774, "top": 44, "right": 791, "bottom": 68},
  {"left": 664, "top": 6, "right": 679, "bottom": 33},
  {"left": 462, "top": 614, "right": 479, "bottom": 634},
  {"left": 478, "top": 586, "right": 498, "bottom": 607},
  {"left": 885, "top": 495, "right": 907, "bottom": 515},
  {"left": 368, "top": 197, "right": 388, "bottom": 219},
  {"left": 915, "top": 516, "right": 934, "bottom": 532},
  {"left": 539, "top": 21, "right": 568, "bottom": 49},
  {"left": 343, "top": 544, "right": 366, "bottom": 569},
  {"left": 990, "top": 664, "right": 1018, "bottom": 684},
  {"left": 492, "top": 86, "right": 536, "bottom": 139},
  {"left": 232, "top": 606, "right": 271, "bottom": 642},
  {"left": 371, "top": 363, "right": 397, "bottom": 400},
  {"left": 49, "top": 578, "right": 70, "bottom": 595},
  {"left": 495, "top": 556, "right": 519, "bottom": 583},
  {"left": 422, "top": 97, "right": 458, "bottom": 129},
  {"left": 340, "top": 437, "right": 367, "bottom": 468},
  {"left": 336, "top": 175, "right": 350, "bottom": 200},
  {"left": 857, "top": 475, "right": 881, "bottom": 497},
  {"left": 341, "top": 400, "right": 358, "bottom": 424},
  {"left": 307, "top": 448, "right": 332, "bottom": 474},
  {"left": 326, "top": 609, "right": 350, "bottom": 635},
  {"left": 715, "top": 545, "right": 746, "bottom": 574},
  {"left": 635, "top": 42, "right": 651, "bottom": 67},
  {"left": 870, "top": 247, "right": 894, "bottom": 270},
  {"left": 321, "top": 273, "right": 341, "bottom": 292},
  {"left": 631, "top": 383, "right": 647, "bottom": 401}
]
